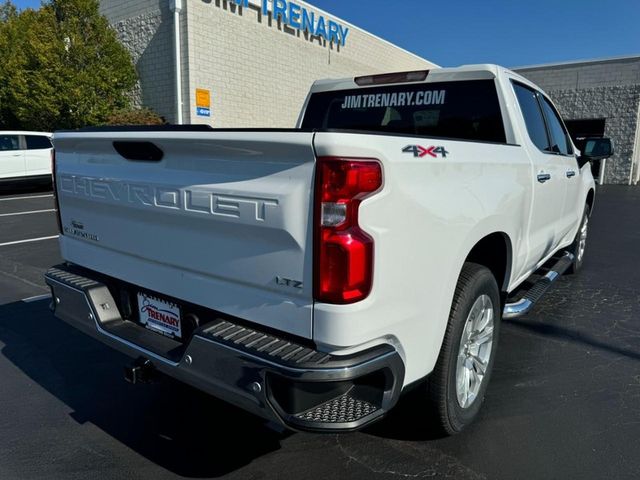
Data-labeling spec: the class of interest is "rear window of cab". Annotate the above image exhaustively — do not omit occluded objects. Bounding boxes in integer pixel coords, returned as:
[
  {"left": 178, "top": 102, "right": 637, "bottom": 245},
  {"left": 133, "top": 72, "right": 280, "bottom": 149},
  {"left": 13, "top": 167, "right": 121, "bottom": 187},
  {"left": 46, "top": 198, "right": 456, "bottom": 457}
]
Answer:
[{"left": 301, "top": 79, "right": 506, "bottom": 144}]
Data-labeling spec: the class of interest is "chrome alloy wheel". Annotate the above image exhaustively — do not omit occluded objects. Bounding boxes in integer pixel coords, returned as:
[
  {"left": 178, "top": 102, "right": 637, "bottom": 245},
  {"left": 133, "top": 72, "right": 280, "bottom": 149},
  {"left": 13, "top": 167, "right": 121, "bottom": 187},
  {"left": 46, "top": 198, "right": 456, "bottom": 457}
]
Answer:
[
  {"left": 456, "top": 294, "right": 494, "bottom": 409},
  {"left": 577, "top": 216, "right": 589, "bottom": 262}
]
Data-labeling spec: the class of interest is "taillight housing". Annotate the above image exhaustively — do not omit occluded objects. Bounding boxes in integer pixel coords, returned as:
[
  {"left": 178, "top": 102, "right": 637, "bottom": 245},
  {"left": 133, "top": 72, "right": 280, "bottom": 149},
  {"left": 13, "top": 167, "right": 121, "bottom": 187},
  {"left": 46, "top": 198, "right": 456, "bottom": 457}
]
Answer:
[
  {"left": 314, "top": 157, "right": 383, "bottom": 304},
  {"left": 51, "top": 149, "right": 63, "bottom": 234}
]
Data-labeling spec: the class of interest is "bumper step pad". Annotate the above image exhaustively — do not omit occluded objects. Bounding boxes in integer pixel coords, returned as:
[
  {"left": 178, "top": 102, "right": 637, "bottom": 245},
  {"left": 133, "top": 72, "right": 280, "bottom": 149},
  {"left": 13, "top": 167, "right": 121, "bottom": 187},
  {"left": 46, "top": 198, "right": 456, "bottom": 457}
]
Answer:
[
  {"left": 295, "top": 392, "right": 378, "bottom": 424},
  {"left": 203, "top": 320, "right": 331, "bottom": 367},
  {"left": 200, "top": 319, "right": 397, "bottom": 371}
]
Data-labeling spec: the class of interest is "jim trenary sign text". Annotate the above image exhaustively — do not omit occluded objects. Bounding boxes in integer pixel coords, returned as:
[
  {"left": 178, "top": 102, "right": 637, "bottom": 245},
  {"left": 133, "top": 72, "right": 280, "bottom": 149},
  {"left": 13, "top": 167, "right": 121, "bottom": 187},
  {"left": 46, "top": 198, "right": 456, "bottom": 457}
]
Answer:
[{"left": 232, "top": 0, "right": 350, "bottom": 46}]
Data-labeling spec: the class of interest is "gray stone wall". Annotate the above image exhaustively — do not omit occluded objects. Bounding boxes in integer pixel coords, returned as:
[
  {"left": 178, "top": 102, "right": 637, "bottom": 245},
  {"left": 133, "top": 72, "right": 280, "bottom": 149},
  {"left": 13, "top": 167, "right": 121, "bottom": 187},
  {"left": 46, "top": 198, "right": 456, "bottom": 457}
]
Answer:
[
  {"left": 542, "top": 86, "right": 640, "bottom": 184},
  {"left": 515, "top": 57, "right": 640, "bottom": 185},
  {"left": 100, "top": 0, "right": 186, "bottom": 123}
]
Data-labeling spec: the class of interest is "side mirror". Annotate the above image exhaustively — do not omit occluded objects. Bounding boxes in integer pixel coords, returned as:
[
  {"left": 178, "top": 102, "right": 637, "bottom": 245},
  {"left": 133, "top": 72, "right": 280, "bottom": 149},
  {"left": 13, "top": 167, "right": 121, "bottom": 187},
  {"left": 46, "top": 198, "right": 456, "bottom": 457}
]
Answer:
[
  {"left": 577, "top": 137, "right": 613, "bottom": 168},
  {"left": 580, "top": 137, "right": 614, "bottom": 162}
]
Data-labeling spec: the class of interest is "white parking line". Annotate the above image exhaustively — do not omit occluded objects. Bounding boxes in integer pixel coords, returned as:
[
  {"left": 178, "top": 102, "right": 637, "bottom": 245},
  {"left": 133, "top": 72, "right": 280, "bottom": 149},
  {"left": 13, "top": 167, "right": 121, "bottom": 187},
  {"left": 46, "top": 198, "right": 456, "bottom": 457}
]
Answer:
[
  {"left": 0, "top": 194, "right": 54, "bottom": 202},
  {"left": 0, "top": 235, "right": 59, "bottom": 247},
  {"left": 22, "top": 294, "right": 52, "bottom": 303},
  {"left": 0, "top": 209, "right": 56, "bottom": 217}
]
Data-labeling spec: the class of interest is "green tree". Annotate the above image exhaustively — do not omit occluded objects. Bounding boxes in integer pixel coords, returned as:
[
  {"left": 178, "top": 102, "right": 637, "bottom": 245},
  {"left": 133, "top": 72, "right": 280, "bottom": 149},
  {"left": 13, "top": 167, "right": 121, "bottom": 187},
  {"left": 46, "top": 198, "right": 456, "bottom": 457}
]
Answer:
[
  {"left": 0, "top": 0, "right": 137, "bottom": 130},
  {"left": 0, "top": 1, "right": 17, "bottom": 22}
]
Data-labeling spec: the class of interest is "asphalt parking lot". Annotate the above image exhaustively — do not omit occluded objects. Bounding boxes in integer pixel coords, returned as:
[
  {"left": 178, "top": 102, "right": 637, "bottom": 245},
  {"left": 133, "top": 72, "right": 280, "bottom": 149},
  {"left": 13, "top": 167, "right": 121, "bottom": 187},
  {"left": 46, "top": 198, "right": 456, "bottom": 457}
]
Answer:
[{"left": 0, "top": 185, "right": 638, "bottom": 479}]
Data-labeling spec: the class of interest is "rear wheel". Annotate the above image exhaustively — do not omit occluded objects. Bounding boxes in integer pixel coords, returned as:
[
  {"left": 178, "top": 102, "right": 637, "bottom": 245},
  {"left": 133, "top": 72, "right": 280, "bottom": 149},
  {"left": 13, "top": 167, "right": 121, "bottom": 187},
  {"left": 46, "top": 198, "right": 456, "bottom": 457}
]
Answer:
[
  {"left": 567, "top": 205, "right": 590, "bottom": 274},
  {"left": 426, "top": 263, "right": 501, "bottom": 435}
]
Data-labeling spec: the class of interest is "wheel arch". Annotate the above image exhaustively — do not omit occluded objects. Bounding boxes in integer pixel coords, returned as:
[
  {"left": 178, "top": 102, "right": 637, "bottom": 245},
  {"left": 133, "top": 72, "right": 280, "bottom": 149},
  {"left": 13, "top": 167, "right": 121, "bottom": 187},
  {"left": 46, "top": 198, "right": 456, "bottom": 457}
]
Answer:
[{"left": 464, "top": 232, "right": 513, "bottom": 295}]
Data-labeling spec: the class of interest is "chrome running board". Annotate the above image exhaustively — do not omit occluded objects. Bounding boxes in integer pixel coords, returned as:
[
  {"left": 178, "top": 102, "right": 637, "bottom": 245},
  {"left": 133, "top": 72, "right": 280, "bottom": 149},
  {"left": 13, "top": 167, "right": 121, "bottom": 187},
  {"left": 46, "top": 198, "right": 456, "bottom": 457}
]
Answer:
[{"left": 503, "top": 252, "right": 574, "bottom": 319}]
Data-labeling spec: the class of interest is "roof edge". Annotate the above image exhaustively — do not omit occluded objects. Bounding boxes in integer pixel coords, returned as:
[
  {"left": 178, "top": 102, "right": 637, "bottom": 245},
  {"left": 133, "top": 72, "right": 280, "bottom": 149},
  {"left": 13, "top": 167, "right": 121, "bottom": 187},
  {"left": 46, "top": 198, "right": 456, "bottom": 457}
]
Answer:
[{"left": 512, "top": 54, "right": 640, "bottom": 71}]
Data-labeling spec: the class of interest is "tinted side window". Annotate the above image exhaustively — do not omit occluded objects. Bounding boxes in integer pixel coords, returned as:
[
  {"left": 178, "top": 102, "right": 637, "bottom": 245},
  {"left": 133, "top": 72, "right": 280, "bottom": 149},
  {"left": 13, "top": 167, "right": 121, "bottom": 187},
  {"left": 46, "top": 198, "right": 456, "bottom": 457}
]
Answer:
[
  {"left": 513, "top": 83, "right": 549, "bottom": 151},
  {"left": 540, "top": 98, "right": 573, "bottom": 155},
  {"left": 0, "top": 135, "right": 20, "bottom": 151},
  {"left": 26, "top": 135, "right": 53, "bottom": 150}
]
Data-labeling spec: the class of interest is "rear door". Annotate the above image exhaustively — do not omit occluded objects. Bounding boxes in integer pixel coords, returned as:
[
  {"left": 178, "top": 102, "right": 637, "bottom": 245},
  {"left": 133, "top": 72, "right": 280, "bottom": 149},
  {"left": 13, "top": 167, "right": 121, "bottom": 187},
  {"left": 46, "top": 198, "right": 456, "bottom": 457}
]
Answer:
[
  {"left": 512, "top": 82, "right": 567, "bottom": 267},
  {"left": 0, "top": 134, "right": 25, "bottom": 179},
  {"left": 54, "top": 131, "right": 317, "bottom": 338},
  {"left": 537, "top": 96, "right": 581, "bottom": 243},
  {"left": 24, "top": 134, "right": 53, "bottom": 176}
]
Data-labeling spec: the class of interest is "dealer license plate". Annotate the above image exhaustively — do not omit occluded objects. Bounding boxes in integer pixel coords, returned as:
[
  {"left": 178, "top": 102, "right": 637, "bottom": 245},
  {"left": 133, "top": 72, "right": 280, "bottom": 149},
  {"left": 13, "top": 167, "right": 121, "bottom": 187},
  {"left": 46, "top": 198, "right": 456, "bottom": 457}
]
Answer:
[{"left": 137, "top": 292, "right": 182, "bottom": 339}]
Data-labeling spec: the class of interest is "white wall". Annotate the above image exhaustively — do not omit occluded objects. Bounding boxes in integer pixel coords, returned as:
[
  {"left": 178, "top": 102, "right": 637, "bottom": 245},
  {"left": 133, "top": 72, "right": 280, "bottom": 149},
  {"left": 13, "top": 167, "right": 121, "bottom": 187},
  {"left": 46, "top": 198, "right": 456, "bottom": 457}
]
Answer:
[{"left": 185, "top": 0, "right": 436, "bottom": 127}]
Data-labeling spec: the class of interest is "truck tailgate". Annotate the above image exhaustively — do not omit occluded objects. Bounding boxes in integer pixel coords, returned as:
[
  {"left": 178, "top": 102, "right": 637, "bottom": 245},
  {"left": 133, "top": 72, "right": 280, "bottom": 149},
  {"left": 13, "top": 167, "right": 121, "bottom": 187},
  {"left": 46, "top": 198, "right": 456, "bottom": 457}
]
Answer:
[{"left": 53, "top": 131, "right": 316, "bottom": 338}]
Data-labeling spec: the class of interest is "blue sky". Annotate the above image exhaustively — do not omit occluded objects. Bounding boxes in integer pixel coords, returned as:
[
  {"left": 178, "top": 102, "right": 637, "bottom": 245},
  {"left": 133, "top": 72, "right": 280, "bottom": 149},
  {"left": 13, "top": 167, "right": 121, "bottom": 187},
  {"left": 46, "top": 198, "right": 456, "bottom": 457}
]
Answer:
[
  {"left": 11, "top": 0, "right": 40, "bottom": 9},
  {"left": 12, "top": 0, "right": 640, "bottom": 67},
  {"left": 311, "top": 0, "right": 640, "bottom": 67}
]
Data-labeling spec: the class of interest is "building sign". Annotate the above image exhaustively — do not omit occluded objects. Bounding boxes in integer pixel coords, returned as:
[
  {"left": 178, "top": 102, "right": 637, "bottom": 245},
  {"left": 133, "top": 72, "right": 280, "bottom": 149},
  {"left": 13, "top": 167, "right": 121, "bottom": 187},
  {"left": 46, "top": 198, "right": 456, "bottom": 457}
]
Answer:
[
  {"left": 196, "top": 88, "right": 211, "bottom": 117},
  {"left": 233, "top": 0, "right": 349, "bottom": 46}
]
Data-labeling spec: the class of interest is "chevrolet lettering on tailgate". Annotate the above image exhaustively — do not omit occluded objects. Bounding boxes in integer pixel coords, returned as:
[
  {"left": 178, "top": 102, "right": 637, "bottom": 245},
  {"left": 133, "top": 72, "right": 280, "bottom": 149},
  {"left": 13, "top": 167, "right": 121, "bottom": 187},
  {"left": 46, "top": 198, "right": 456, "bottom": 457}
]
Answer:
[{"left": 59, "top": 175, "right": 279, "bottom": 222}]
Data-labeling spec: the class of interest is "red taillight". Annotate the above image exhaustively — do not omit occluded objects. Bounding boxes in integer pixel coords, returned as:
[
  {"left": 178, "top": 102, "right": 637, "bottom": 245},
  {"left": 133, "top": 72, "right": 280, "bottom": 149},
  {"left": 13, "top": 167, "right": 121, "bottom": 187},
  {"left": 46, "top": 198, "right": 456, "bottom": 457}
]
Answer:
[
  {"left": 314, "top": 157, "right": 383, "bottom": 304},
  {"left": 51, "top": 149, "right": 63, "bottom": 234}
]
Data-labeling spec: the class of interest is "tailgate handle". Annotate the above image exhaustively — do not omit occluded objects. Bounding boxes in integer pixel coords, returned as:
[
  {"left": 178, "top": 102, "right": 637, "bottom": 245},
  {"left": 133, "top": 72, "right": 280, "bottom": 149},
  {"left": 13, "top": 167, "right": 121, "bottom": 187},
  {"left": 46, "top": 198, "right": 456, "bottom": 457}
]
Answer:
[{"left": 113, "top": 141, "right": 164, "bottom": 162}]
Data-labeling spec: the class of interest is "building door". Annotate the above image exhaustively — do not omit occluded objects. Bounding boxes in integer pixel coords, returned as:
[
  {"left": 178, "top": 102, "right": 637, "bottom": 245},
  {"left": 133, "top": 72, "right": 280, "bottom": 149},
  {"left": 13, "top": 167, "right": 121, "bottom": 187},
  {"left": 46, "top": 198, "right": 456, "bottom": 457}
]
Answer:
[{"left": 565, "top": 119, "right": 606, "bottom": 181}]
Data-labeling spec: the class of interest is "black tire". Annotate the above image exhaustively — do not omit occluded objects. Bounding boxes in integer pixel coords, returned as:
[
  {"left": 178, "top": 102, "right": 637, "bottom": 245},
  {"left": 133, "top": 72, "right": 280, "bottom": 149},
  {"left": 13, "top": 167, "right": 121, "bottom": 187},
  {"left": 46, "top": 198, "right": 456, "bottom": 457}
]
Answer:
[
  {"left": 567, "top": 204, "right": 590, "bottom": 274},
  {"left": 426, "top": 263, "right": 501, "bottom": 435}
]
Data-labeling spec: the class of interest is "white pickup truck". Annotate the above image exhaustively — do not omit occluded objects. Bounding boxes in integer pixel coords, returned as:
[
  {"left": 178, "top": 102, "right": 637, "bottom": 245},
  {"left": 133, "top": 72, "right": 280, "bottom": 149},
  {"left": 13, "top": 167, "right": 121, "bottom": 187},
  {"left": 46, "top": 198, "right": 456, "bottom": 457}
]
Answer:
[{"left": 46, "top": 65, "right": 613, "bottom": 434}]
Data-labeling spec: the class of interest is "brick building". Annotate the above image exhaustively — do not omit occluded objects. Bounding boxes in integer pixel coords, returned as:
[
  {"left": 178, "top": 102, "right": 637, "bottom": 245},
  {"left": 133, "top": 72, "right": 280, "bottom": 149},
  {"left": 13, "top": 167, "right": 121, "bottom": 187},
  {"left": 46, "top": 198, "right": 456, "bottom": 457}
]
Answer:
[
  {"left": 515, "top": 56, "right": 640, "bottom": 185},
  {"left": 99, "top": 0, "right": 436, "bottom": 129}
]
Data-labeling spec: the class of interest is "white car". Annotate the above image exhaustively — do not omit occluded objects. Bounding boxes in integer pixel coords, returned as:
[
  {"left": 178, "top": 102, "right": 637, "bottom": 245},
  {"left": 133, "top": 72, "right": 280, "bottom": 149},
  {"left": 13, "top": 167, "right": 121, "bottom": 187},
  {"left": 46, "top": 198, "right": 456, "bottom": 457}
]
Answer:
[
  {"left": 46, "top": 65, "right": 613, "bottom": 434},
  {"left": 0, "top": 131, "right": 53, "bottom": 184}
]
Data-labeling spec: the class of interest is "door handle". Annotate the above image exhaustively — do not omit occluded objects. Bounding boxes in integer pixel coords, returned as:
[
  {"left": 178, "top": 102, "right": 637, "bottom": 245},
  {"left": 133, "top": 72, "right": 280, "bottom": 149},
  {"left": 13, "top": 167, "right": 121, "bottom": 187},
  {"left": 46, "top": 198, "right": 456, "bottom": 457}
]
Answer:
[
  {"left": 566, "top": 170, "right": 576, "bottom": 178},
  {"left": 537, "top": 173, "right": 551, "bottom": 184}
]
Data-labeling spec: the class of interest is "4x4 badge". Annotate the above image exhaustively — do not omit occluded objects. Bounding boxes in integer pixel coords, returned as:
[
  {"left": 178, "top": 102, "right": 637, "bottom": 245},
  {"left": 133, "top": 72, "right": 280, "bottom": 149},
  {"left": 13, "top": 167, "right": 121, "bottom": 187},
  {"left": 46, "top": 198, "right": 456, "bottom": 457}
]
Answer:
[{"left": 402, "top": 145, "right": 449, "bottom": 158}]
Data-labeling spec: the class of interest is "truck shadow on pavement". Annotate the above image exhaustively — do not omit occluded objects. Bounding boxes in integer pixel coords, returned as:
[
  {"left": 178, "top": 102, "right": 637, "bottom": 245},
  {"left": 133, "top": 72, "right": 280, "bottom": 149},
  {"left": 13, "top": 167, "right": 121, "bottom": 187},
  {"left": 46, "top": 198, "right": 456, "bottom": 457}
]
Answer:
[{"left": 0, "top": 299, "right": 288, "bottom": 478}]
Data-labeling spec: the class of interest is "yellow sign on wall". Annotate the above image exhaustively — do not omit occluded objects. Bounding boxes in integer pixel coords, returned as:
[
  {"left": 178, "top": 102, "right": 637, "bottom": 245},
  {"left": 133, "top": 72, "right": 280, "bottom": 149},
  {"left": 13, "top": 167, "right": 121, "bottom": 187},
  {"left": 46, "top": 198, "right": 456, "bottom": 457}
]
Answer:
[{"left": 196, "top": 88, "right": 211, "bottom": 117}]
